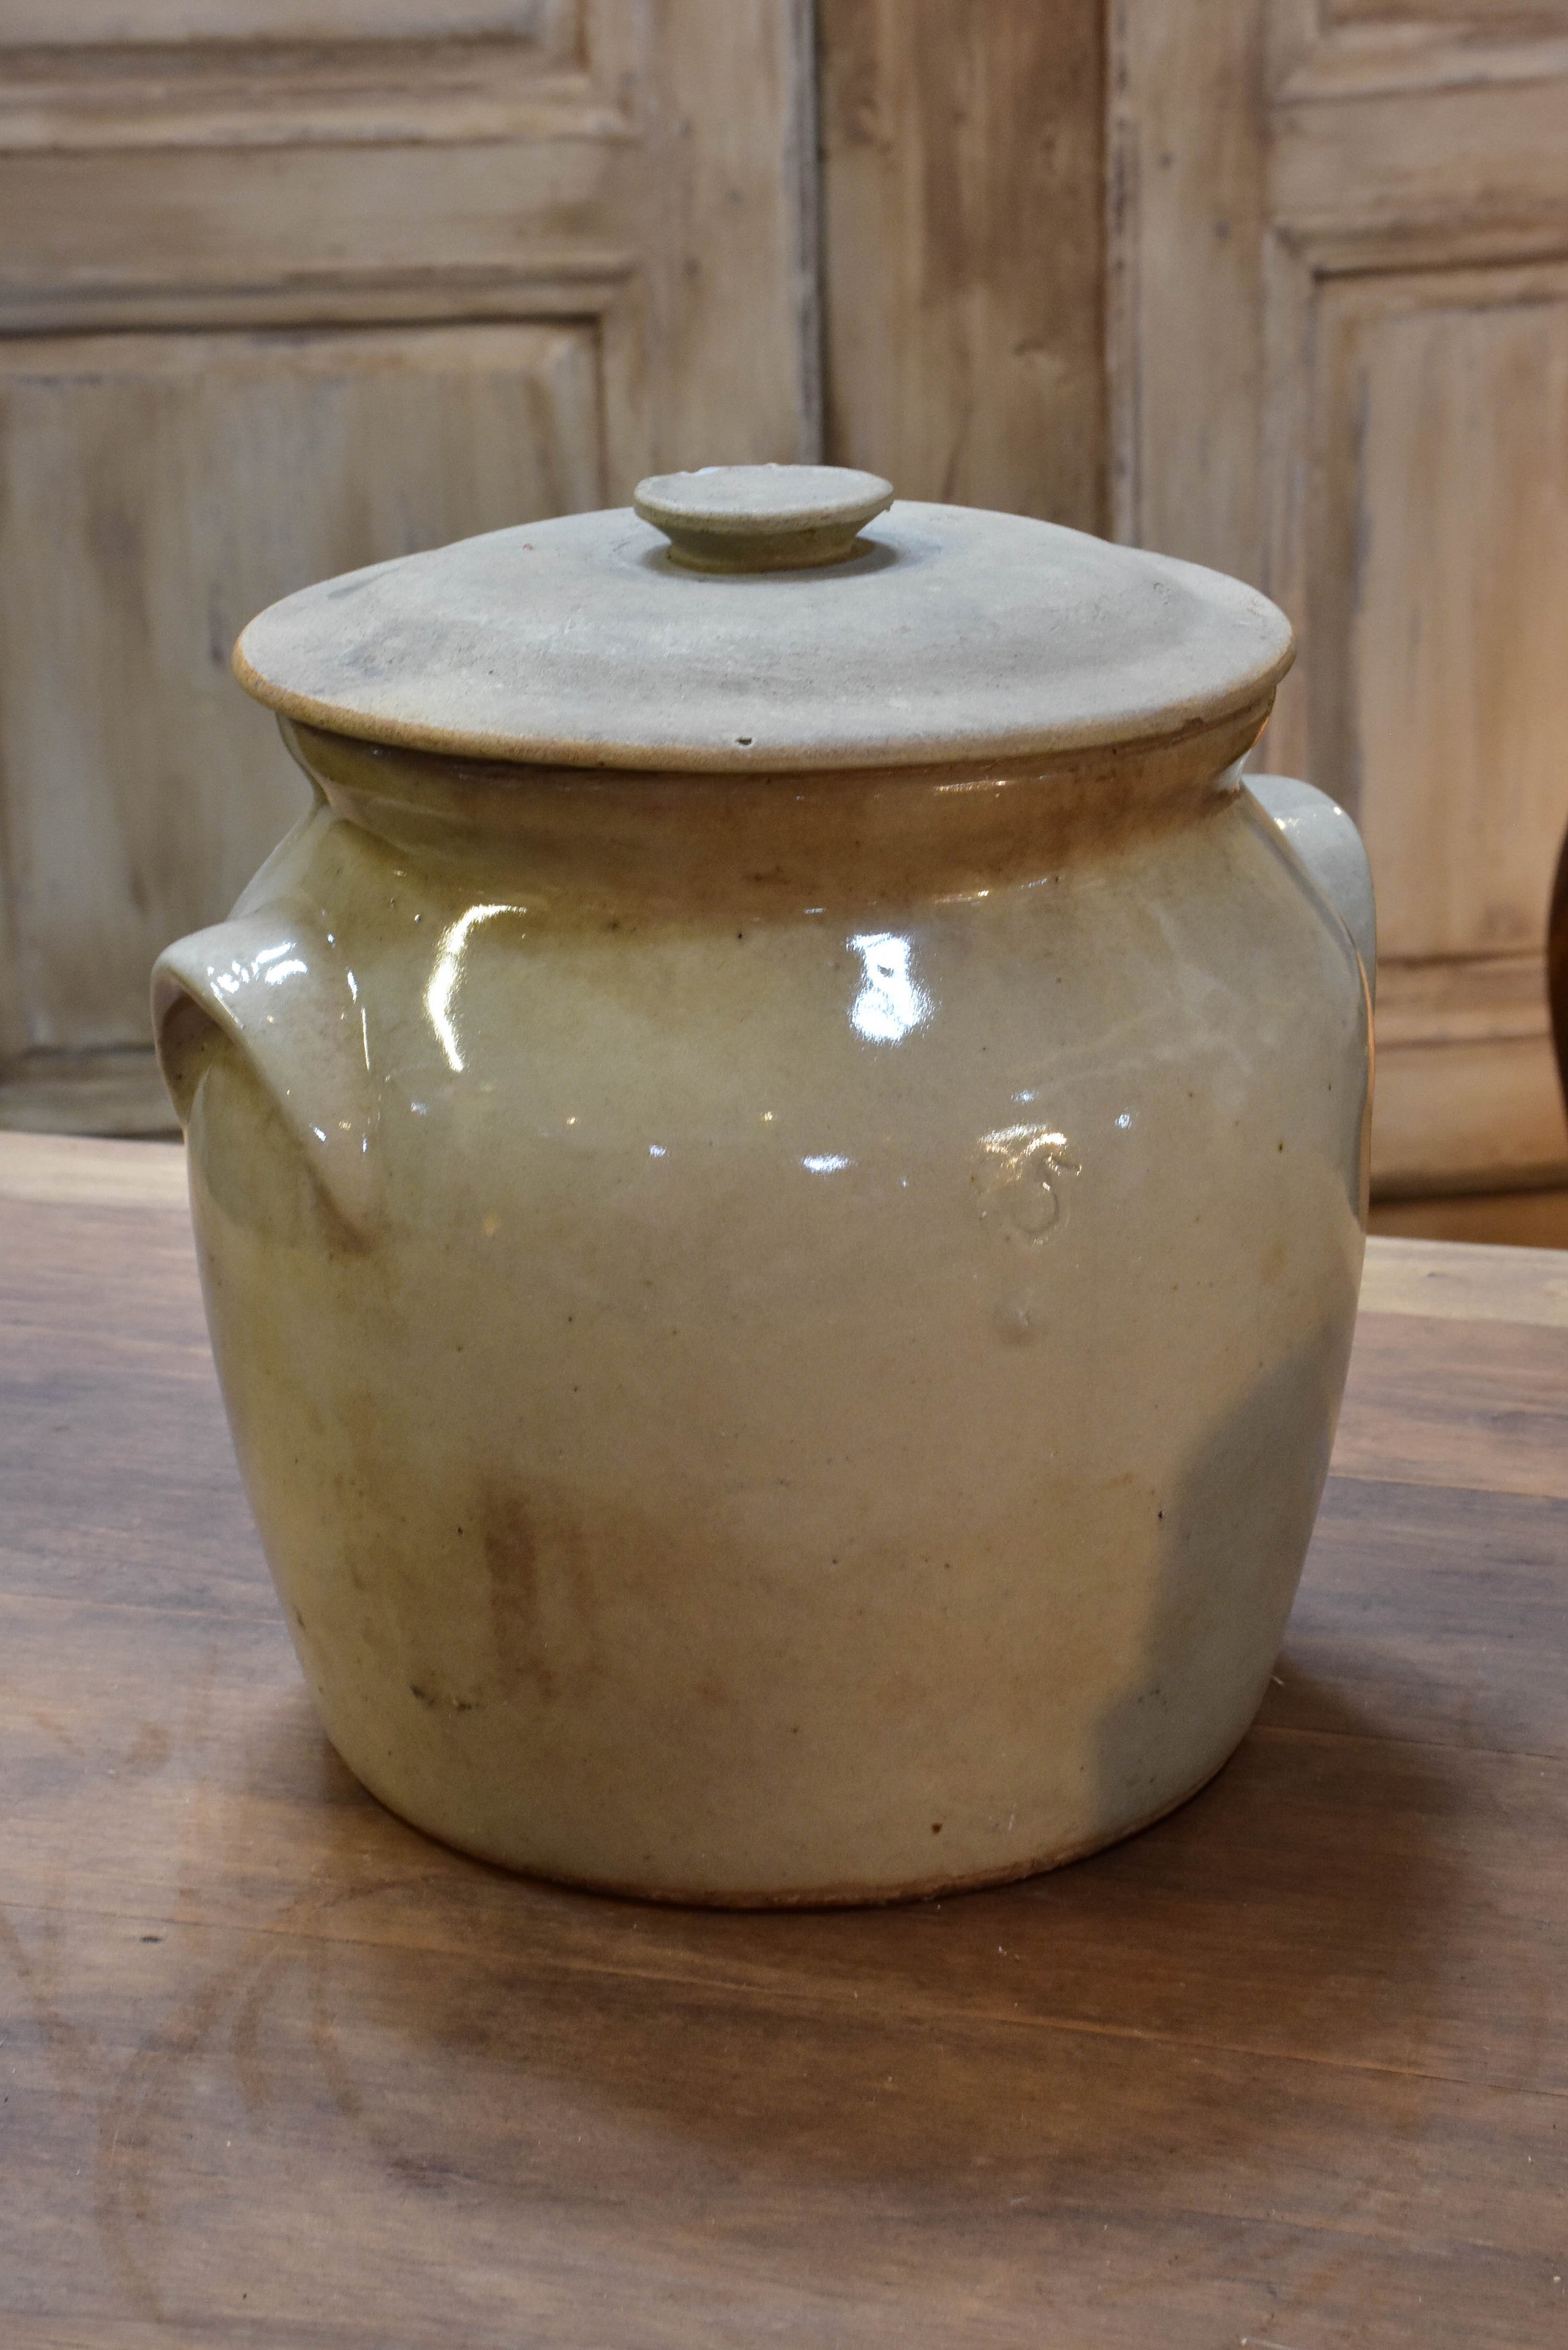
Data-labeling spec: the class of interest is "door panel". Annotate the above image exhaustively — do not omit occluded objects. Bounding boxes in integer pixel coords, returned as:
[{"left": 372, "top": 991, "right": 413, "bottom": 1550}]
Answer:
[
  {"left": 1321, "top": 268, "right": 1568, "bottom": 965},
  {"left": 1112, "top": 0, "right": 1568, "bottom": 1192},
  {"left": 0, "top": 0, "right": 818, "bottom": 1122},
  {"left": 14, "top": 2, "right": 571, "bottom": 37},
  {"left": 1329, "top": 0, "right": 1568, "bottom": 23},
  {"left": 0, "top": 324, "right": 600, "bottom": 1052},
  {"left": 816, "top": 0, "right": 1104, "bottom": 524}
]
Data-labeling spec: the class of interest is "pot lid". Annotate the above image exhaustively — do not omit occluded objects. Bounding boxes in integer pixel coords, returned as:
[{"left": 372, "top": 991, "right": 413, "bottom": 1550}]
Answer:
[{"left": 234, "top": 464, "right": 1294, "bottom": 773}]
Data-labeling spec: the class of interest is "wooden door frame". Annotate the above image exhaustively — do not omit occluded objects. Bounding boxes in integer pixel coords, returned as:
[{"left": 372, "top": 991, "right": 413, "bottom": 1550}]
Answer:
[
  {"left": 0, "top": 1, "right": 823, "bottom": 496},
  {"left": 0, "top": 0, "right": 822, "bottom": 1131},
  {"left": 1108, "top": 0, "right": 1568, "bottom": 1195}
]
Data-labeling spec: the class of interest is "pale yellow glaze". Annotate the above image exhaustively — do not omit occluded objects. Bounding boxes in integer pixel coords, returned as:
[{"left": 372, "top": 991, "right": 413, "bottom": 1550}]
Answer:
[{"left": 154, "top": 701, "right": 1371, "bottom": 1904}]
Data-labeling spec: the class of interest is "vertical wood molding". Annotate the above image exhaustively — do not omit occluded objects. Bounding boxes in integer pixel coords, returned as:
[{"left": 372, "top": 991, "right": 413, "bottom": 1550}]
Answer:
[
  {"left": 1106, "top": 0, "right": 1139, "bottom": 545},
  {"left": 818, "top": 0, "right": 1106, "bottom": 526},
  {"left": 1107, "top": 0, "right": 1270, "bottom": 574},
  {"left": 0, "top": 792, "right": 26, "bottom": 1062},
  {"left": 1258, "top": 223, "right": 1316, "bottom": 778},
  {"left": 1110, "top": 0, "right": 1568, "bottom": 1193},
  {"left": 788, "top": 0, "right": 826, "bottom": 466},
  {"left": 636, "top": 0, "right": 823, "bottom": 484}
]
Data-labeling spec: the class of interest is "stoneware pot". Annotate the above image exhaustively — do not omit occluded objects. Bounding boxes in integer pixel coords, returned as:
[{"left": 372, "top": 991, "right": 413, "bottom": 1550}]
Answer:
[{"left": 153, "top": 465, "right": 1374, "bottom": 1907}]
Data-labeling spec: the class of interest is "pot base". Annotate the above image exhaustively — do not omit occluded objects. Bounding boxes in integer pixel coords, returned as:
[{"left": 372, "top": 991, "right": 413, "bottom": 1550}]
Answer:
[{"left": 337, "top": 1740, "right": 1246, "bottom": 1912}]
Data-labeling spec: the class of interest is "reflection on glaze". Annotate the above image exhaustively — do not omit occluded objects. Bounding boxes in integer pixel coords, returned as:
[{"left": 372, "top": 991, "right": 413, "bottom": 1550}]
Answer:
[
  {"left": 341, "top": 971, "right": 371, "bottom": 1071},
  {"left": 972, "top": 1124, "right": 1080, "bottom": 1245},
  {"left": 426, "top": 904, "right": 523, "bottom": 1073},
  {"left": 803, "top": 1153, "right": 851, "bottom": 1174},
  {"left": 210, "top": 936, "right": 302, "bottom": 998},
  {"left": 849, "top": 933, "right": 931, "bottom": 1044}
]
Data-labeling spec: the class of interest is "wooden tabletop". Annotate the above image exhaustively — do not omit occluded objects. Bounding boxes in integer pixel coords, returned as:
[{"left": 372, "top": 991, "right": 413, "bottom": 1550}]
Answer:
[{"left": 2, "top": 1131, "right": 1565, "bottom": 2350}]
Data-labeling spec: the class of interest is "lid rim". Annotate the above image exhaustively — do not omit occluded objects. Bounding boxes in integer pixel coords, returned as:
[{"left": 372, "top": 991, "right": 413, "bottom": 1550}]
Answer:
[
  {"left": 232, "top": 496, "right": 1297, "bottom": 771},
  {"left": 236, "top": 641, "right": 1291, "bottom": 776}
]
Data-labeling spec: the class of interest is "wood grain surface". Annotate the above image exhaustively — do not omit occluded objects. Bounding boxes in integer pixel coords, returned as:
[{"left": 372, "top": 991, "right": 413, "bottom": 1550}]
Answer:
[
  {"left": 817, "top": 0, "right": 1104, "bottom": 528},
  {"left": 0, "top": 0, "right": 820, "bottom": 1123},
  {"left": 2, "top": 1139, "right": 1565, "bottom": 2347},
  {"left": 1110, "top": 0, "right": 1568, "bottom": 1199}
]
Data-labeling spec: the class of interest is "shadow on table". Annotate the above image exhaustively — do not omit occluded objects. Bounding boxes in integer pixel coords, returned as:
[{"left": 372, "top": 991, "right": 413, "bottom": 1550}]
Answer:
[{"left": 114, "top": 1661, "right": 1460, "bottom": 2177}]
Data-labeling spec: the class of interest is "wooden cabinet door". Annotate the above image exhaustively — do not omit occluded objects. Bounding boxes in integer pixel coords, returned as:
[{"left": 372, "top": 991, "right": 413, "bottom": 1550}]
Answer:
[
  {"left": 1112, "top": 0, "right": 1568, "bottom": 1194},
  {"left": 0, "top": 0, "right": 818, "bottom": 1131}
]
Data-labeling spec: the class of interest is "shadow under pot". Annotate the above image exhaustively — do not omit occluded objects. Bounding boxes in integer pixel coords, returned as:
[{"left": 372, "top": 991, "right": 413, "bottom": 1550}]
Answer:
[{"left": 153, "top": 464, "right": 1374, "bottom": 1906}]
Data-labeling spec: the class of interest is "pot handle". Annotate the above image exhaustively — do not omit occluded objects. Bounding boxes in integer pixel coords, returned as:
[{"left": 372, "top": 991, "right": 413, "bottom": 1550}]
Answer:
[
  {"left": 1248, "top": 774, "right": 1376, "bottom": 1001},
  {"left": 152, "top": 901, "right": 378, "bottom": 1234}
]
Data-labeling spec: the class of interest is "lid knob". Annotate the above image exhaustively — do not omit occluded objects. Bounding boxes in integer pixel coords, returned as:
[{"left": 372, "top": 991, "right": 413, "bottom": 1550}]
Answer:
[{"left": 633, "top": 464, "right": 894, "bottom": 574}]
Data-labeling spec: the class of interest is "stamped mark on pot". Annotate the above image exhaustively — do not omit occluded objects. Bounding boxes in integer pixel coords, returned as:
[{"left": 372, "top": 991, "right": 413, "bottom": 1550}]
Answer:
[{"left": 972, "top": 1125, "right": 1080, "bottom": 1246}]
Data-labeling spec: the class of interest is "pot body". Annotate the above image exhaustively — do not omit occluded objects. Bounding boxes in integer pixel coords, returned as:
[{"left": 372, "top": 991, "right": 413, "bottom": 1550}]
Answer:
[{"left": 154, "top": 710, "right": 1370, "bottom": 1904}]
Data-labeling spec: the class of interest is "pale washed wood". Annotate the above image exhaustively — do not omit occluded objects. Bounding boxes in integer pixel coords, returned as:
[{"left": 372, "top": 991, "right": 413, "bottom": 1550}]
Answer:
[
  {"left": 1328, "top": 0, "right": 1568, "bottom": 25},
  {"left": 1321, "top": 264, "right": 1568, "bottom": 963},
  {"left": 0, "top": 147, "right": 638, "bottom": 312},
  {"left": 0, "top": 61, "right": 616, "bottom": 159},
  {"left": 1111, "top": 0, "right": 1568, "bottom": 1197},
  {"left": 2, "top": 0, "right": 575, "bottom": 42},
  {"left": 818, "top": 0, "right": 1104, "bottom": 527},
  {"left": 1273, "top": 56, "right": 1568, "bottom": 223},
  {"left": 0, "top": 0, "right": 583, "bottom": 157},
  {"left": 1322, "top": 263, "right": 1568, "bottom": 1186},
  {"left": 0, "top": 323, "right": 601, "bottom": 1053},
  {"left": 0, "top": 0, "right": 820, "bottom": 1092},
  {"left": 0, "top": 1129, "right": 185, "bottom": 1208},
  {"left": 1331, "top": 1313, "right": 1568, "bottom": 1499},
  {"left": 1107, "top": 0, "right": 1266, "bottom": 574},
  {"left": 637, "top": 0, "right": 822, "bottom": 485},
  {"left": 1271, "top": 0, "right": 1568, "bottom": 99},
  {"left": 1360, "top": 1231, "right": 1568, "bottom": 1325},
  {"left": 1374, "top": 952, "right": 1554, "bottom": 1048},
  {"left": 1368, "top": 1030, "right": 1568, "bottom": 1195},
  {"left": 0, "top": 1049, "right": 181, "bottom": 1141},
  {"left": 1369, "top": 1186, "right": 1568, "bottom": 1247},
  {"left": 1371, "top": 955, "right": 1566, "bottom": 1194}
]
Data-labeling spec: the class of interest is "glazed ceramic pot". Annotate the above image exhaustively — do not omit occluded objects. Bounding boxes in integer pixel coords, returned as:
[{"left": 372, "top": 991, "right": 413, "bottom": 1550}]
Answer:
[{"left": 153, "top": 466, "right": 1374, "bottom": 1906}]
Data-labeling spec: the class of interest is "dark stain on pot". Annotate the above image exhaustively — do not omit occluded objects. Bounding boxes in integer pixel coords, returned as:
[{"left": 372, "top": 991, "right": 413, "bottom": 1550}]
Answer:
[
  {"left": 408, "top": 1683, "right": 476, "bottom": 1713},
  {"left": 481, "top": 1481, "right": 601, "bottom": 1702}
]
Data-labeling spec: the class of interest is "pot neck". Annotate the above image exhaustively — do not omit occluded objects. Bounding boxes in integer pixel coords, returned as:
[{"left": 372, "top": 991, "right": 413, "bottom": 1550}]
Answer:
[{"left": 282, "top": 708, "right": 1271, "bottom": 912}]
